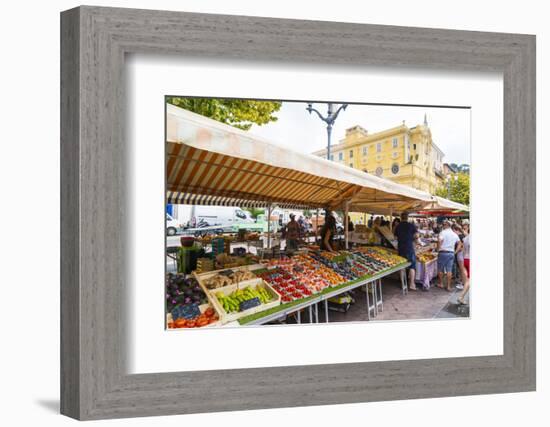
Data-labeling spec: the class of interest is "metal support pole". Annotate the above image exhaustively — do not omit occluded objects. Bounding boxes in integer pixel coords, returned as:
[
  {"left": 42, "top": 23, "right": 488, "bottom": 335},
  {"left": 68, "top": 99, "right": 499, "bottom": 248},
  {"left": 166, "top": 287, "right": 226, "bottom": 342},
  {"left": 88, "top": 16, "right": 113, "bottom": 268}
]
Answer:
[
  {"left": 297, "top": 310, "right": 301, "bottom": 324},
  {"left": 309, "top": 305, "right": 313, "bottom": 323},
  {"left": 267, "top": 204, "right": 272, "bottom": 249},
  {"left": 316, "top": 208, "right": 320, "bottom": 244},
  {"left": 325, "top": 299, "right": 329, "bottom": 323},
  {"left": 327, "top": 123, "right": 332, "bottom": 160},
  {"left": 344, "top": 201, "right": 350, "bottom": 250}
]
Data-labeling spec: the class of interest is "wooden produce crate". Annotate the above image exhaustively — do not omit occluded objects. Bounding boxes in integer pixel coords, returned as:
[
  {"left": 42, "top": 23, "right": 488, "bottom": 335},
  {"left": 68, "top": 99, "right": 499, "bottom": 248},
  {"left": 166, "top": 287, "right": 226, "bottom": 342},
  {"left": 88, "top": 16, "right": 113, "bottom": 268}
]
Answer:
[
  {"left": 206, "top": 278, "right": 281, "bottom": 325},
  {"left": 167, "top": 303, "right": 222, "bottom": 329},
  {"left": 193, "top": 266, "right": 257, "bottom": 291}
]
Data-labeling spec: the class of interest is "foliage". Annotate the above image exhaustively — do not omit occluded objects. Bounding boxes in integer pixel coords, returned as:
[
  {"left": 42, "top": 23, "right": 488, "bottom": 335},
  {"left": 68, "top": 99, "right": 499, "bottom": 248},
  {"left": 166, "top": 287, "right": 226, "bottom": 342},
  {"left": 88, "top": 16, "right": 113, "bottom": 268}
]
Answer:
[
  {"left": 166, "top": 97, "right": 282, "bottom": 130},
  {"left": 243, "top": 208, "right": 265, "bottom": 219},
  {"left": 436, "top": 172, "right": 470, "bottom": 206}
]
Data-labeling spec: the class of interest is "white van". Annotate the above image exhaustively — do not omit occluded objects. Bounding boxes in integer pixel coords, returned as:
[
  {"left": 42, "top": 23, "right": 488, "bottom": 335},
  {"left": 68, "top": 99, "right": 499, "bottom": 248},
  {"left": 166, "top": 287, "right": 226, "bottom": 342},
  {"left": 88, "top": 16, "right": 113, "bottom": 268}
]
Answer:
[
  {"left": 191, "top": 206, "right": 254, "bottom": 229},
  {"left": 166, "top": 213, "right": 183, "bottom": 236}
]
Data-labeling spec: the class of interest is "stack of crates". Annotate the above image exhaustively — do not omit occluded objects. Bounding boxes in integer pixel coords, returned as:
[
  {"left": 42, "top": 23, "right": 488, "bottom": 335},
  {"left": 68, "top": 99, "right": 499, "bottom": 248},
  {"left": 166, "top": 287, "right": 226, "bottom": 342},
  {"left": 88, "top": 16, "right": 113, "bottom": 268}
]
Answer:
[{"left": 211, "top": 237, "right": 225, "bottom": 257}]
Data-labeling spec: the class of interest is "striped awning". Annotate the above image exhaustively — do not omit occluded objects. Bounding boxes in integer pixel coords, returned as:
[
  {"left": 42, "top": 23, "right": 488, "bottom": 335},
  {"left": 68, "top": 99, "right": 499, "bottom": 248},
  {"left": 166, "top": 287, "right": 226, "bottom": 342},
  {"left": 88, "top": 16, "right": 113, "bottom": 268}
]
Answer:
[
  {"left": 166, "top": 104, "right": 433, "bottom": 213},
  {"left": 166, "top": 191, "right": 310, "bottom": 209}
]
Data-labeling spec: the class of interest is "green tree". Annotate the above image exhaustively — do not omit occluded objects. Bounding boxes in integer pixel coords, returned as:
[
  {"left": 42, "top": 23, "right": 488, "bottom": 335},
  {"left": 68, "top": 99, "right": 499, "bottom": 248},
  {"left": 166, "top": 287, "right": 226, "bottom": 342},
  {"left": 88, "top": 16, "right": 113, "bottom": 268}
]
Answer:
[
  {"left": 436, "top": 173, "right": 470, "bottom": 206},
  {"left": 166, "top": 97, "right": 282, "bottom": 130},
  {"left": 243, "top": 207, "right": 265, "bottom": 219}
]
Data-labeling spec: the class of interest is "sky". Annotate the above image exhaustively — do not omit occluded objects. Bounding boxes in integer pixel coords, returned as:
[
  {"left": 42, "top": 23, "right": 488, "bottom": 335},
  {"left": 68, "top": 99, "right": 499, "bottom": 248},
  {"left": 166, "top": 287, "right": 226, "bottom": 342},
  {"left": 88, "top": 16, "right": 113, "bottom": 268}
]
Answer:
[{"left": 248, "top": 101, "right": 471, "bottom": 165}]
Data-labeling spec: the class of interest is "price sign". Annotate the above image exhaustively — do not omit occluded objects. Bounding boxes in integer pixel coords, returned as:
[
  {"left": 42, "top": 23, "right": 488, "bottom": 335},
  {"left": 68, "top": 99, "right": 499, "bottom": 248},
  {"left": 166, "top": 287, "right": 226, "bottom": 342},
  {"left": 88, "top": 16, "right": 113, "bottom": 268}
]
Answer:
[
  {"left": 239, "top": 297, "right": 261, "bottom": 312},
  {"left": 172, "top": 304, "right": 201, "bottom": 320}
]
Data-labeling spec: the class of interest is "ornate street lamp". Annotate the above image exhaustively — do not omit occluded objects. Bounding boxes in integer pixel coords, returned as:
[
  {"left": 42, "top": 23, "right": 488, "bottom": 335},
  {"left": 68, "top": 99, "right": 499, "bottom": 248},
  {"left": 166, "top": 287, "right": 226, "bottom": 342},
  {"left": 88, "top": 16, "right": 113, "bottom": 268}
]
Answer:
[{"left": 306, "top": 102, "right": 348, "bottom": 160}]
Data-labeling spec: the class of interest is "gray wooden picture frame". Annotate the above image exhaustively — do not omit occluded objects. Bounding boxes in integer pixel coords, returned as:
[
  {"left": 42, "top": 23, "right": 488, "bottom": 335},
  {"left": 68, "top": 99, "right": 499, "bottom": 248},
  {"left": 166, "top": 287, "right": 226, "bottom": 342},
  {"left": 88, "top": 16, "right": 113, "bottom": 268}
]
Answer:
[{"left": 60, "top": 5, "right": 536, "bottom": 420}]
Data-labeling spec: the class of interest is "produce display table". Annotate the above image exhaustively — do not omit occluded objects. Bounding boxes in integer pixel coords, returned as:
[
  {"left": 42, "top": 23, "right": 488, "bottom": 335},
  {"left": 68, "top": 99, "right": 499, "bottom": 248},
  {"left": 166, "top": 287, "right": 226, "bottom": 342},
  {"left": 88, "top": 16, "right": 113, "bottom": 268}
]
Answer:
[
  {"left": 238, "top": 262, "right": 410, "bottom": 326},
  {"left": 415, "top": 258, "right": 438, "bottom": 289}
]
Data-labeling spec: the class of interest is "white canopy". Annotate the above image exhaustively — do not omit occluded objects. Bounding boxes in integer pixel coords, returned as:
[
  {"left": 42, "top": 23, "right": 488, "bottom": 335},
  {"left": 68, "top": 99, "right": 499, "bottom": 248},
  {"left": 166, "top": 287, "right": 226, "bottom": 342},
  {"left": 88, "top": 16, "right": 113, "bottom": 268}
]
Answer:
[
  {"left": 166, "top": 104, "right": 433, "bottom": 213},
  {"left": 419, "top": 196, "right": 470, "bottom": 212}
]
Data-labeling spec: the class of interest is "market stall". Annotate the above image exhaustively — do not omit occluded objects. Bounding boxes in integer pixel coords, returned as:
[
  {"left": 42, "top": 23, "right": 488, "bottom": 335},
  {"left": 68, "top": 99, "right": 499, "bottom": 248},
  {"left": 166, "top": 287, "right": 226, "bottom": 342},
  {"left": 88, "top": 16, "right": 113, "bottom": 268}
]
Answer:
[{"left": 165, "top": 105, "right": 439, "bottom": 328}]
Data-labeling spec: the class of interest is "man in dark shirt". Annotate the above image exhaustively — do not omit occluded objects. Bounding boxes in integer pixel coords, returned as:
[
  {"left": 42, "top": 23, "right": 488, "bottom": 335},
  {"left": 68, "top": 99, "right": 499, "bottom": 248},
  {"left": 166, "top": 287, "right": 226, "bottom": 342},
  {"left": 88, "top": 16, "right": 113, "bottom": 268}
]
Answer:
[
  {"left": 285, "top": 214, "right": 301, "bottom": 255},
  {"left": 394, "top": 212, "right": 419, "bottom": 291}
]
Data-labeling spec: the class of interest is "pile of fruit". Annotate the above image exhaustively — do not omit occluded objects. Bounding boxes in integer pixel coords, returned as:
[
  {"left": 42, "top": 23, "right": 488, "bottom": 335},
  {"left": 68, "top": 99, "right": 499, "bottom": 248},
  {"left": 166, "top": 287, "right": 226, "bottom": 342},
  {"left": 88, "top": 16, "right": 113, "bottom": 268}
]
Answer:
[
  {"left": 257, "top": 255, "right": 345, "bottom": 301},
  {"left": 166, "top": 274, "right": 208, "bottom": 312},
  {"left": 215, "top": 285, "right": 273, "bottom": 313},
  {"left": 417, "top": 252, "right": 436, "bottom": 263},
  {"left": 354, "top": 247, "right": 407, "bottom": 267},
  {"left": 215, "top": 253, "right": 259, "bottom": 269},
  {"left": 168, "top": 306, "right": 219, "bottom": 329},
  {"left": 255, "top": 268, "right": 306, "bottom": 303},
  {"left": 203, "top": 269, "right": 256, "bottom": 289}
]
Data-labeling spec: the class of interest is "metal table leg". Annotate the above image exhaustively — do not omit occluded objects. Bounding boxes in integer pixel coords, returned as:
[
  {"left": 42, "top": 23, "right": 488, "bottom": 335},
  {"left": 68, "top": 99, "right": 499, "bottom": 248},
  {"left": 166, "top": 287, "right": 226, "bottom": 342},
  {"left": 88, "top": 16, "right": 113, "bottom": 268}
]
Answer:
[
  {"left": 325, "top": 299, "right": 329, "bottom": 323},
  {"left": 401, "top": 269, "right": 408, "bottom": 295},
  {"left": 297, "top": 310, "right": 301, "bottom": 324},
  {"left": 365, "top": 283, "right": 371, "bottom": 320},
  {"left": 309, "top": 305, "right": 313, "bottom": 323},
  {"left": 378, "top": 279, "right": 383, "bottom": 312},
  {"left": 372, "top": 281, "right": 378, "bottom": 316},
  {"left": 315, "top": 303, "right": 319, "bottom": 323}
]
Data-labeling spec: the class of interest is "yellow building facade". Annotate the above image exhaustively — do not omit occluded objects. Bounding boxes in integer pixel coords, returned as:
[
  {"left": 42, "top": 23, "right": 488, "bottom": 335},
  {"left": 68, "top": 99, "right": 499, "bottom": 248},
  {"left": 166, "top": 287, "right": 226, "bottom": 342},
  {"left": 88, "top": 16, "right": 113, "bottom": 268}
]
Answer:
[{"left": 312, "top": 117, "right": 446, "bottom": 195}]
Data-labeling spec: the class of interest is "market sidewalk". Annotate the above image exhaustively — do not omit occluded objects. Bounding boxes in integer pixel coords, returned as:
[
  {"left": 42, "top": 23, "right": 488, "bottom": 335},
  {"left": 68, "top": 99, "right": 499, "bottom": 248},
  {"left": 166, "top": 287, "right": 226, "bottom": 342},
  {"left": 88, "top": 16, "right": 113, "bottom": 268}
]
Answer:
[{"left": 321, "top": 278, "right": 469, "bottom": 323}]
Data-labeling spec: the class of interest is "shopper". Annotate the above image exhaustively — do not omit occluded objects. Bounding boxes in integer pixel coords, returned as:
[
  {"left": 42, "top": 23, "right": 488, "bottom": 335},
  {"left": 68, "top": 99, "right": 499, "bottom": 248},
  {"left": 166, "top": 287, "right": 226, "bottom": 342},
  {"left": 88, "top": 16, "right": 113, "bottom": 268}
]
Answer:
[
  {"left": 320, "top": 210, "right": 337, "bottom": 252},
  {"left": 391, "top": 217, "right": 401, "bottom": 234},
  {"left": 437, "top": 220, "right": 463, "bottom": 291},
  {"left": 367, "top": 216, "right": 374, "bottom": 228},
  {"left": 452, "top": 224, "right": 467, "bottom": 289},
  {"left": 458, "top": 224, "right": 470, "bottom": 304},
  {"left": 394, "top": 212, "right": 419, "bottom": 291},
  {"left": 347, "top": 215, "right": 355, "bottom": 233},
  {"left": 298, "top": 215, "right": 307, "bottom": 233},
  {"left": 285, "top": 214, "right": 301, "bottom": 254}
]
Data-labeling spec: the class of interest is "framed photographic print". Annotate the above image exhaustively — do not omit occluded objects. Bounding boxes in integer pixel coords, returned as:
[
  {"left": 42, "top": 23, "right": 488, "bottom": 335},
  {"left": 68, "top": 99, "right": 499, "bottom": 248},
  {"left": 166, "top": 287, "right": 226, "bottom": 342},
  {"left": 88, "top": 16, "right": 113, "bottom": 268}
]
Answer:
[{"left": 61, "top": 6, "right": 536, "bottom": 420}]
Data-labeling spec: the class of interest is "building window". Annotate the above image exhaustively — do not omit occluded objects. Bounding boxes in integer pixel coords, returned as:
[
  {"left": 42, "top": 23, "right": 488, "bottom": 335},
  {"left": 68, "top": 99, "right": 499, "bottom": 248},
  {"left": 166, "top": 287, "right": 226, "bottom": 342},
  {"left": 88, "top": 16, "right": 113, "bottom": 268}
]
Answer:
[
  {"left": 349, "top": 150, "right": 353, "bottom": 158},
  {"left": 376, "top": 143, "right": 382, "bottom": 152},
  {"left": 362, "top": 146, "right": 367, "bottom": 156},
  {"left": 391, "top": 163, "right": 400, "bottom": 175},
  {"left": 392, "top": 152, "right": 398, "bottom": 159},
  {"left": 338, "top": 152, "right": 343, "bottom": 161},
  {"left": 413, "top": 143, "right": 417, "bottom": 150},
  {"left": 329, "top": 154, "right": 334, "bottom": 161},
  {"left": 392, "top": 137, "right": 398, "bottom": 148},
  {"left": 375, "top": 166, "right": 383, "bottom": 176}
]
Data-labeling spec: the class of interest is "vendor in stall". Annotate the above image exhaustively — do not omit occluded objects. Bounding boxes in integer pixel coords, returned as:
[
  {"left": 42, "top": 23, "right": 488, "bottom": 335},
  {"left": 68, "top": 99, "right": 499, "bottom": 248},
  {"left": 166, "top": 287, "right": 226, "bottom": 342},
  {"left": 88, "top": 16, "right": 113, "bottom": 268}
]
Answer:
[
  {"left": 285, "top": 213, "right": 301, "bottom": 254},
  {"left": 320, "top": 210, "right": 337, "bottom": 252},
  {"left": 394, "top": 212, "right": 419, "bottom": 291}
]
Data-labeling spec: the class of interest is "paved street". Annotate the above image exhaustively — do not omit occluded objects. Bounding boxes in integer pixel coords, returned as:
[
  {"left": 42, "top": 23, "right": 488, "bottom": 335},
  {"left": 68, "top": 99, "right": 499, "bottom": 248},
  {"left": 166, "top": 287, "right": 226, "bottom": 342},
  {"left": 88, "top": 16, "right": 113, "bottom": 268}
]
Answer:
[
  {"left": 282, "top": 277, "right": 469, "bottom": 324},
  {"left": 322, "top": 277, "right": 468, "bottom": 322}
]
